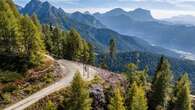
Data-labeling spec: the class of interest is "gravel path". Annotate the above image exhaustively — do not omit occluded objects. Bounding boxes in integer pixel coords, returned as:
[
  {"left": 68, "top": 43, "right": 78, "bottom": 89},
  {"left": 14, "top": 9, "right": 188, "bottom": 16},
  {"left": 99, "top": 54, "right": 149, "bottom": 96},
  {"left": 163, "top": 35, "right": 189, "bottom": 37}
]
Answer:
[{"left": 4, "top": 60, "right": 97, "bottom": 110}]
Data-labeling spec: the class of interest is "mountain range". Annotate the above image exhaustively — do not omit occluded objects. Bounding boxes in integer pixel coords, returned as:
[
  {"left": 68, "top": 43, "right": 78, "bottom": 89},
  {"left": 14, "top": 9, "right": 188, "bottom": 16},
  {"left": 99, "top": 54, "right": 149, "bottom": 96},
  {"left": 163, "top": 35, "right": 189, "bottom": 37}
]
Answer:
[
  {"left": 94, "top": 8, "right": 195, "bottom": 54},
  {"left": 94, "top": 8, "right": 154, "bottom": 22},
  {"left": 15, "top": 0, "right": 195, "bottom": 89},
  {"left": 163, "top": 15, "right": 195, "bottom": 26},
  {"left": 19, "top": 0, "right": 179, "bottom": 58}
]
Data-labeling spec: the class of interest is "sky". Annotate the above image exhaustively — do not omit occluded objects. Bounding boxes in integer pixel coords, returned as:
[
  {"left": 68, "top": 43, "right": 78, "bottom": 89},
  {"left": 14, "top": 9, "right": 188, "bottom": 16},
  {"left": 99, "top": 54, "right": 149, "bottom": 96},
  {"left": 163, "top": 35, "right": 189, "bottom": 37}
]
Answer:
[{"left": 14, "top": 0, "right": 195, "bottom": 19}]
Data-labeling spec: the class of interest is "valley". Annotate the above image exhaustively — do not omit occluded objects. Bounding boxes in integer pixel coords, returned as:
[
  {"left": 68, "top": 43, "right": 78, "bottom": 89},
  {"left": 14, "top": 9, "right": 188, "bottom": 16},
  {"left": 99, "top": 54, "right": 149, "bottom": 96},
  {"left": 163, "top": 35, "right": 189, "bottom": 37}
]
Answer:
[{"left": 1, "top": 0, "right": 195, "bottom": 110}]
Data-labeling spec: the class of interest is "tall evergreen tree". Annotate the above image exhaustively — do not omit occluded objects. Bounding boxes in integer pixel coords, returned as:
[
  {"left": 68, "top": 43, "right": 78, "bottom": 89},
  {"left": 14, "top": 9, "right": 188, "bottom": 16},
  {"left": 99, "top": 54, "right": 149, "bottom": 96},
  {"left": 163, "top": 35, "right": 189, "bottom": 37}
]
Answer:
[
  {"left": 5, "top": 0, "right": 20, "bottom": 17},
  {"left": 51, "top": 26, "right": 64, "bottom": 57},
  {"left": 42, "top": 24, "right": 53, "bottom": 53},
  {"left": 63, "top": 71, "right": 92, "bottom": 110},
  {"left": 0, "top": 0, "right": 22, "bottom": 55},
  {"left": 88, "top": 43, "right": 95, "bottom": 65},
  {"left": 82, "top": 40, "right": 90, "bottom": 63},
  {"left": 128, "top": 82, "right": 148, "bottom": 110},
  {"left": 174, "top": 73, "right": 192, "bottom": 110},
  {"left": 109, "top": 38, "right": 116, "bottom": 59},
  {"left": 149, "top": 57, "right": 173, "bottom": 110},
  {"left": 31, "top": 14, "right": 42, "bottom": 31},
  {"left": 20, "top": 15, "right": 45, "bottom": 65},
  {"left": 65, "top": 29, "right": 84, "bottom": 61},
  {"left": 108, "top": 85, "right": 126, "bottom": 110}
]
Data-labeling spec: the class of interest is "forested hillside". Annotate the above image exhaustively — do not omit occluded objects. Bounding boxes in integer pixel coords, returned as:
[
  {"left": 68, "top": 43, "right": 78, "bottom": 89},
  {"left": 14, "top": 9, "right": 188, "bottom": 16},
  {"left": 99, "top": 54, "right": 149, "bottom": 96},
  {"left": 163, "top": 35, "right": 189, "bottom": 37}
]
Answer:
[
  {"left": 0, "top": 0, "right": 194, "bottom": 110},
  {"left": 96, "top": 51, "right": 195, "bottom": 89},
  {"left": 0, "top": 0, "right": 94, "bottom": 108}
]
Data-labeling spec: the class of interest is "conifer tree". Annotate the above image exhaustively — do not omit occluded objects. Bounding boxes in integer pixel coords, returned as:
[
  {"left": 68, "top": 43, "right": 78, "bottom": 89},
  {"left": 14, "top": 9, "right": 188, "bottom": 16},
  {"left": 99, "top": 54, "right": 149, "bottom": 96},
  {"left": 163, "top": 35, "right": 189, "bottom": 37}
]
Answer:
[
  {"left": 88, "top": 43, "right": 95, "bottom": 65},
  {"left": 128, "top": 82, "right": 148, "bottom": 110},
  {"left": 0, "top": 0, "right": 21, "bottom": 55},
  {"left": 149, "top": 57, "right": 173, "bottom": 110},
  {"left": 51, "top": 26, "right": 64, "bottom": 57},
  {"left": 82, "top": 40, "right": 90, "bottom": 63},
  {"left": 126, "top": 64, "right": 148, "bottom": 90},
  {"left": 20, "top": 15, "right": 45, "bottom": 65},
  {"left": 42, "top": 24, "right": 53, "bottom": 53},
  {"left": 66, "top": 29, "right": 84, "bottom": 61},
  {"left": 31, "top": 14, "right": 42, "bottom": 31},
  {"left": 108, "top": 85, "right": 126, "bottom": 110},
  {"left": 174, "top": 73, "right": 192, "bottom": 110},
  {"left": 5, "top": 0, "right": 20, "bottom": 17},
  {"left": 109, "top": 38, "right": 116, "bottom": 59},
  {"left": 63, "top": 71, "right": 92, "bottom": 110}
]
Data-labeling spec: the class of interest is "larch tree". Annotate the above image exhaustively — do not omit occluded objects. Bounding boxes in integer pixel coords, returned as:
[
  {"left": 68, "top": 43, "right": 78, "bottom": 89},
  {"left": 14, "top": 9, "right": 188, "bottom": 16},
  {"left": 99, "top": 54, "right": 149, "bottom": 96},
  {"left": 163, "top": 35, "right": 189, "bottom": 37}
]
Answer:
[
  {"left": 108, "top": 85, "right": 126, "bottom": 110},
  {"left": 0, "top": 0, "right": 21, "bottom": 55},
  {"left": 128, "top": 82, "right": 148, "bottom": 110},
  {"left": 51, "top": 26, "right": 64, "bottom": 57},
  {"left": 63, "top": 71, "right": 92, "bottom": 110},
  {"left": 149, "top": 57, "right": 173, "bottom": 110},
  {"left": 174, "top": 73, "right": 192, "bottom": 110},
  {"left": 45, "top": 100, "right": 57, "bottom": 110},
  {"left": 66, "top": 29, "right": 84, "bottom": 61},
  {"left": 88, "top": 43, "right": 95, "bottom": 65},
  {"left": 109, "top": 38, "right": 116, "bottom": 59},
  {"left": 42, "top": 24, "right": 53, "bottom": 53},
  {"left": 20, "top": 15, "right": 45, "bottom": 66},
  {"left": 82, "top": 40, "right": 90, "bottom": 64}
]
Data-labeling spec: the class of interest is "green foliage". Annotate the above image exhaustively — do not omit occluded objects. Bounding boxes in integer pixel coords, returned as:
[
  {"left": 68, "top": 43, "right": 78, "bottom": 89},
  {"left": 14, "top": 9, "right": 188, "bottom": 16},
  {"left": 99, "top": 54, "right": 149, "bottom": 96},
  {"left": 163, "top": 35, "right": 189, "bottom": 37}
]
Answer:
[
  {"left": 66, "top": 29, "right": 84, "bottom": 61},
  {"left": 174, "top": 73, "right": 192, "bottom": 110},
  {"left": 1, "top": 93, "right": 11, "bottom": 104},
  {"left": 126, "top": 64, "right": 149, "bottom": 90},
  {"left": 90, "top": 75, "right": 104, "bottom": 85},
  {"left": 0, "top": 70, "right": 22, "bottom": 83},
  {"left": 42, "top": 25, "right": 95, "bottom": 64},
  {"left": 2, "top": 84, "right": 17, "bottom": 93},
  {"left": 0, "top": 0, "right": 45, "bottom": 67},
  {"left": 127, "top": 63, "right": 138, "bottom": 73},
  {"left": 82, "top": 40, "right": 90, "bottom": 63},
  {"left": 108, "top": 85, "right": 126, "bottom": 110},
  {"left": 128, "top": 82, "right": 148, "bottom": 110},
  {"left": 45, "top": 100, "right": 57, "bottom": 110},
  {"left": 63, "top": 71, "right": 92, "bottom": 110},
  {"left": 20, "top": 15, "right": 45, "bottom": 66},
  {"left": 109, "top": 38, "right": 116, "bottom": 59},
  {"left": 5, "top": 0, "right": 20, "bottom": 17},
  {"left": 149, "top": 57, "right": 173, "bottom": 110},
  {"left": 42, "top": 24, "right": 54, "bottom": 53},
  {"left": 51, "top": 26, "right": 66, "bottom": 57},
  {"left": 0, "top": 0, "right": 21, "bottom": 55},
  {"left": 88, "top": 43, "right": 95, "bottom": 65}
]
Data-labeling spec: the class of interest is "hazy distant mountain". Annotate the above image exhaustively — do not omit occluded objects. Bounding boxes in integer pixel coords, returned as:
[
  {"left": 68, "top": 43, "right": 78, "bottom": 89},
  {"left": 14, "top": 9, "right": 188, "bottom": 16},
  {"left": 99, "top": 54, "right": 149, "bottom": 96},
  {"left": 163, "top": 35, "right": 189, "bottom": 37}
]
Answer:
[
  {"left": 163, "top": 15, "right": 195, "bottom": 26},
  {"left": 96, "top": 8, "right": 154, "bottom": 21},
  {"left": 69, "top": 11, "right": 106, "bottom": 28},
  {"left": 20, "top": 0, "right": 180, "bottom": 58},
  {"left": 94, "top": 8, "right": 195, "bottom": 54}
]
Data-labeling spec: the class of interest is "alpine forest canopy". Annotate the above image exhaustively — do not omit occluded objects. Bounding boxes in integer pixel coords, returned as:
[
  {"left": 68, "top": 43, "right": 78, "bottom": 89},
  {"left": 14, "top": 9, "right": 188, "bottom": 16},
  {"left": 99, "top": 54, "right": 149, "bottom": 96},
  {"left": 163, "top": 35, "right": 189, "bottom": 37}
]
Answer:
[
  {"left": 0, "top": 0, "right": 95, "bottom": 71},
  {"left": 0, "top": 0, "right": 45, "bottom": 67}
]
